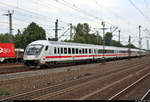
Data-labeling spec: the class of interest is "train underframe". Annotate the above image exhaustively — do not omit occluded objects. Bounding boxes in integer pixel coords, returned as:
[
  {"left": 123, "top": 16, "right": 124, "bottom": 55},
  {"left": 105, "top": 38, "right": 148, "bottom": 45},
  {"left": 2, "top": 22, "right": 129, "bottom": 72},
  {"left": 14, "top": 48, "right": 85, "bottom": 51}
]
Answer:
[
  {"left": 23, "top": 55, "right": 143, "bottom": 68},
  {"left": 0, "top": 58, "right": 23, "bottom": 63}
]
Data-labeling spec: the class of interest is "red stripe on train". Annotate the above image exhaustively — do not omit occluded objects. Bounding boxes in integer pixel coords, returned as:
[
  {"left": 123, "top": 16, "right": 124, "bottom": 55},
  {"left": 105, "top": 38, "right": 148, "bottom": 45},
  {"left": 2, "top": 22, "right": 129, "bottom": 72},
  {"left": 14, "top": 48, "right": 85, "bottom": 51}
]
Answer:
[
  {"left": 45, "top": 54, "right": 129, "bottom": 59},
  {"left": 75, "top": 55, "right": 89, "bottom": 57},
  {"left": 45, "top": 56, "right": 72, "bottom": 58}
]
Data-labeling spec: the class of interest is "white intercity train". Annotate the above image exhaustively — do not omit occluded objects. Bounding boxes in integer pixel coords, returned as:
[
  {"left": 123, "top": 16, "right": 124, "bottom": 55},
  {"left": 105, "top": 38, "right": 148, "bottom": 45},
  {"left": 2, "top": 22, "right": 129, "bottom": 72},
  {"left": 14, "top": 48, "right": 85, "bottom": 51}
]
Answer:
[{"left": 23, "top": 40, "right": 146, "bottom": 67}]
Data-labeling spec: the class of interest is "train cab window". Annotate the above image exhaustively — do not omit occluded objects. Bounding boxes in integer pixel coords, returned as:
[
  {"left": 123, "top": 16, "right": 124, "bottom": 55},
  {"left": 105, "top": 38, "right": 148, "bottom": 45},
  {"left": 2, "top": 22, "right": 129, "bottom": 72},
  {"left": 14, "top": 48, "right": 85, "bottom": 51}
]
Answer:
[
  {"left": 54, "top": 47, "right": 57, "bottom": 54},
  {"left": 76, "top": 48, "right": 78, "bottom": 54},
  {"left": 68, "top": 48, "right": 71, "bottom": 54},
  {"left": 45, "top": 46, "right": 48, "bottom": 51},
  {"left": 64, "top": 48, "right": 67, "bottom": 54},
  {"left": 57, "top": 48, "right": 60, "bottom": 54},
  {"left": 72, "top": 48, "right": 75, "bottom": 54},
  {"left": 61, "top": 48, "right": 63, "bottom": 54}
]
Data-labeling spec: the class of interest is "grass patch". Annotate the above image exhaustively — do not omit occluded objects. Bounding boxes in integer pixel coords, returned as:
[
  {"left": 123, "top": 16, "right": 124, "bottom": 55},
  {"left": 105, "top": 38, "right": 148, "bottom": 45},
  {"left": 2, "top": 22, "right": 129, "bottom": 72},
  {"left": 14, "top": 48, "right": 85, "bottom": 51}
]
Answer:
[{"left": 0, "top": 87, "right": 10, "bottom": 96}]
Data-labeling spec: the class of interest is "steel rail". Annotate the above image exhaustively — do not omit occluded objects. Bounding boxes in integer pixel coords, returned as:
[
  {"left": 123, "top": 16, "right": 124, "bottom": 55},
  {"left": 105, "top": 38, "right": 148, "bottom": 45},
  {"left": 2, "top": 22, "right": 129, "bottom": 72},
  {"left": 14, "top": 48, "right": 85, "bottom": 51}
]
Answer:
[
  {"left": 79, "top": 66, "right": 150, "bottom": 100},
  {"left": 33, "top": 75, "right": 133, "bottom": 100},
  {"left": 1, "top": 59, "right": 149, "bottom": 100},
  {"left": 108, "top": 72, "right": 150, "bottom": 100},
  {"left": 34, "top": 61, "right": 150, "bottom": 100},
  {"left": 141, "top": 89, "right": 150, "bottom": 100}
]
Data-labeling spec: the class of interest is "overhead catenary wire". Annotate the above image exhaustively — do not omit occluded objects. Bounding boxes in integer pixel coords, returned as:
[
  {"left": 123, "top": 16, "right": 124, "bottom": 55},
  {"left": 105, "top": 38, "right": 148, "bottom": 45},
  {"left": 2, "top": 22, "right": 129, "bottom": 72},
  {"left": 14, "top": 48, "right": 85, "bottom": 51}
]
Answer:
[
  {"left": 57, "top": 0, "right": 148, "bottom": 46},
  {"left": 0, "top": 0, "right": 74, "bottom": 36},
  {"left": 128, "top": 0, "right": 150, "bottom": 23},
  {"left": 143, "top": 0, "right": 150, "bottom": 10},
  {"left": 55, "top": 0, "right": 118, "bottom": 27},
  {"left": 93, "top": 0, "right": 126, "bottom": 21}
]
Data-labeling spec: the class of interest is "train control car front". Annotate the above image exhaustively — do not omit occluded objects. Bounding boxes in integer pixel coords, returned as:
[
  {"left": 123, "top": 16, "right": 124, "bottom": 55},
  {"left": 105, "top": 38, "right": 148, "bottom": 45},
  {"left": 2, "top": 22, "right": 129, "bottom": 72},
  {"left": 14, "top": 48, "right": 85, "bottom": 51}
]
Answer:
[{"left": 23, "top": 40, "right": 47, "bottom": 67}]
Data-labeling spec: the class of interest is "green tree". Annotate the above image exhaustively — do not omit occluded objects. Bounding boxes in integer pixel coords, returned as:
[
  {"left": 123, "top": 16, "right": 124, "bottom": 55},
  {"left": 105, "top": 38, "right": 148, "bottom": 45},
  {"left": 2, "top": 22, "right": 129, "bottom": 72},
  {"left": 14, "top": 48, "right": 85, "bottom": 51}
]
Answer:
[
  {"left": 112, "top": 40, "right": 123, "bottom": 47},
  {"left": 104, "top": 32, "right": 112, "bottom": 46},
  {"left": 125, "top": 43, "right": 137, "bottom": 48},
  {"left": 22, "top": 22, "right": 46, "bottom": 48},
  {"left": 14, "top": 29, "right": 24, "bottom": 48},
  {"left": 0, "top": 33, "right": 15, "bottom": 43},
  {"left": 70, "top": 23, "right": 102, "bottom": 45}
]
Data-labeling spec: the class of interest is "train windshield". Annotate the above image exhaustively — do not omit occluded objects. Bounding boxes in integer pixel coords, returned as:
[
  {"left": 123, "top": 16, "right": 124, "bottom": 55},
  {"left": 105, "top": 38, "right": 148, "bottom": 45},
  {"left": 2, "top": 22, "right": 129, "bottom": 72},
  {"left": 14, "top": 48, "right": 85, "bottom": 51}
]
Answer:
[{"left": 25, "top": 44, "right": 44, "bottom": 55}]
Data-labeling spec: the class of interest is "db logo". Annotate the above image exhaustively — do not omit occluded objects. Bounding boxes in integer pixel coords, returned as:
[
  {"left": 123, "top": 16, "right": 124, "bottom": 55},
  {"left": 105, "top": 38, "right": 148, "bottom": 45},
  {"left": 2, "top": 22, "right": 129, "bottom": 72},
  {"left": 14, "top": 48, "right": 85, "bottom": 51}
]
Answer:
[{"left": 0, "top": 47, "right": 11, "bottom": 54}]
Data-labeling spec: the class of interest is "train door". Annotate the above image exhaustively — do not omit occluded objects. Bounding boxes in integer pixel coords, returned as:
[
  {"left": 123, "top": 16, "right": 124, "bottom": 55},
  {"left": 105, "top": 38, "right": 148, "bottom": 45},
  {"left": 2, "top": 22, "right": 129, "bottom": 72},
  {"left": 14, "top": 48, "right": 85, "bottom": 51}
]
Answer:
[
  {"left": 54, "top": 47, "right": 61, "bottom": 62},
  {"left": 92, "top": 49, "right": 95, "bottom": 61},
  {"left": 115, "top": 50, "right": 118, "bottom": 58},
  {"left": 68, "top": 47, "right": 72, "bottom": 61},
  {"left": 43, "top": 45, "right": 50, "bottom": 62},
  {"left": 57, "top": 47, "right": 61, "bottom": 61}
]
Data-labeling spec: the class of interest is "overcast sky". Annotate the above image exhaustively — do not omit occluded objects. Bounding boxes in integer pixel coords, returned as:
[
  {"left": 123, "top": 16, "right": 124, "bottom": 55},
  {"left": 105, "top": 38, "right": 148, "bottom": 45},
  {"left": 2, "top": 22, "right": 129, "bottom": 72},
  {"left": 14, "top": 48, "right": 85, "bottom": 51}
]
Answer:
[{"left": 0, "top": 0, "right": 150, "bottom": 49}]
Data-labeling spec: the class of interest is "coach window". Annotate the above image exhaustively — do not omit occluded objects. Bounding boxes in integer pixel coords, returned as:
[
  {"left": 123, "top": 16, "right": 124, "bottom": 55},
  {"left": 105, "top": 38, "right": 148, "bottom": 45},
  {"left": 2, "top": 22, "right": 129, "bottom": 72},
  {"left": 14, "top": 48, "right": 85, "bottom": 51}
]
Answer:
[
  {"left": 100, "top": 49, "right": 102, "bottom": 53},
  {"left": 54, "top": 47, "right": 57, "bottom": 54},
  {"left": 96, "top": 49, "right": 98, "bottom": 54},
  {"left": 98, "top": 49, "right": 100, "bottom": 53},
  {"left": 109, "top": 50, "right": 112, "bottom": 53},
  {"left": 89, "top": 49, "right": 91, "bottom": 54},
  {"left": 57, "top": 48, "right": 60, "bottom": 54},
  {"left": 82, "top": 49, "right": 84, "bottom": 54},
  {"left": 106, "top": 50, "right": 109, "bottom": 53},
  {"left": 79, "top": 49, "right": 82, "bottom": 54},
  {"left": 103, "top": 50, "right": 106, "bottom": 53},
  {"left": 64, "top": 48, "right": 67, "bottom": 54},
  {"left": 72, "top": 48, "right": 75, "bottom": 54},
  {"left": 61, "top": 48, "right": 63, "bottom": 54},
  {"left": 94, "top": 49, "right": 96, "bottom": 54},
  {"left": 68, "top": 48, "right": 71, "bottom": 54},
  {"left": 76, "top": 48, "right": 78, "bottom": 54},
  {"left": 85, "top": 49, "right": 87, "bottom": 54},
  {"left": 112, "top": 50, "right": 114, "bottom": 53},
  {"left": 45, "top": 46, "right": 48, "bottom": 51},
  {"left": 92, "top": 49, "right": 94, "bottom": 53}
]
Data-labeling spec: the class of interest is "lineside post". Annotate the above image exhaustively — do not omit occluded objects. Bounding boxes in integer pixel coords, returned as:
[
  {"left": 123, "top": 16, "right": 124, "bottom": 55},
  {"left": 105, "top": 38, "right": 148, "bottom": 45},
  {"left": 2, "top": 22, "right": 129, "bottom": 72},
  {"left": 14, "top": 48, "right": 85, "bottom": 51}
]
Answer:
[
  {"left": 101, "top": 21, "right": 106, "bottom": 64},
  {"left": 128, "top": 35, "right": 131, "bottom": 60}
]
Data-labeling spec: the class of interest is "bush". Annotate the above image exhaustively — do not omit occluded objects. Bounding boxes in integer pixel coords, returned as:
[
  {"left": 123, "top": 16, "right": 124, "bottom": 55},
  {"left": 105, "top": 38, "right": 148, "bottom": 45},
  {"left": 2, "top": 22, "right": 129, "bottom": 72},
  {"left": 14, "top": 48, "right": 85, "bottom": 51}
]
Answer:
[{"left": 0, "top": 87, "right": 10, "bottom": 96}]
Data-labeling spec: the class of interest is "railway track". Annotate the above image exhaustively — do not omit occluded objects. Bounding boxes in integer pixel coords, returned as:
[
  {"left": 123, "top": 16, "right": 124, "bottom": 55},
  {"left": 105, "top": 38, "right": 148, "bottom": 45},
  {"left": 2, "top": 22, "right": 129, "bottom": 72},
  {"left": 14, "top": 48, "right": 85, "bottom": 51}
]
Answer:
[
  {"left": 0, "top": 57, "right": 142, "bottom": 75},
  {"left": 108, "top": 73, "right": 150, "bottom": 100},
  {"left": 1, "top": 57, "right": 150, "bottom": 100},
  {"left": 0, "top": 56, "right": 147, "bottom": 75},
  {"left": 33, "top": 60, "right": 150, "bottom": 100},
  {"left": 0, "top": 65, "right": 32, "bottom": 74},
  {"left": 77, "top": 68, "right": 150, "bottom": 100},
  {"left": 141, "top": 90, "right": 150, "bottom": 100},
  {"left": 0, "top": 62, "right": 23, "bottom": 66}
]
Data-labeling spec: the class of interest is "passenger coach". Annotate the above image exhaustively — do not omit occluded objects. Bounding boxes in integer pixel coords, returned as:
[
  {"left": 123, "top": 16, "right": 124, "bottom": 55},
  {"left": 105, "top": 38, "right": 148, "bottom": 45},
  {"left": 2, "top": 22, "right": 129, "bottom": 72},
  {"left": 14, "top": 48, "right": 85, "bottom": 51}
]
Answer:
[{"left": 23, "top": 40, "right": 143, "bottom": 67}]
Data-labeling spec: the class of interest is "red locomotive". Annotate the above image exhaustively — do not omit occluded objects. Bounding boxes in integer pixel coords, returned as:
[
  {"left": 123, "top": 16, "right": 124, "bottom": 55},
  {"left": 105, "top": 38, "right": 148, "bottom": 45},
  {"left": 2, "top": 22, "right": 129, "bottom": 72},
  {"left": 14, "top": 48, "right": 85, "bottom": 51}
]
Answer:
[{"left": 0, "top": 43, "right": 24, "bottom": 63}]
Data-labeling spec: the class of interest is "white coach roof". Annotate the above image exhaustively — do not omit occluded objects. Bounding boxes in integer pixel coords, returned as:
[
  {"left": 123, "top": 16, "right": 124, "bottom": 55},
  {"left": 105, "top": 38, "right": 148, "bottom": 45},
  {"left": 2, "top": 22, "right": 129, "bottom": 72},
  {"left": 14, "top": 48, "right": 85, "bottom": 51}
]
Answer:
[{"left": 29, "top": 40, "right": 139, "bottom": 51}]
